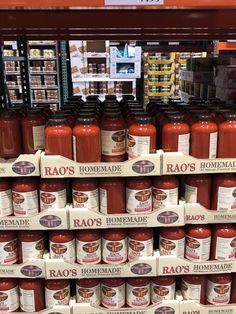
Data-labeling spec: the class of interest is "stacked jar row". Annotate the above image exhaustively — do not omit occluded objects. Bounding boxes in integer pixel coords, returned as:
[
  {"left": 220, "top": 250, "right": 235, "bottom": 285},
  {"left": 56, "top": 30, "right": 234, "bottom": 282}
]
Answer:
[
  {"left": 2, "top": 224, "right": 235, "bottom": 265},
  {"left": 1, "top": 274, "right": 236, "bottom": 312}
]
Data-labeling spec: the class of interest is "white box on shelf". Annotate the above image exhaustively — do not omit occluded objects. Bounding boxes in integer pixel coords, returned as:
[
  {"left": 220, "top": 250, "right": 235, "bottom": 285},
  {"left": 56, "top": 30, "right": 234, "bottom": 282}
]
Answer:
[
  {"left": 69, "top": 204, "right": 185, "bottom": 229},
  {"left": 110, "top": 46, "right": 142, "bottom": 62},
  {"left": 13, "top": 305, "right": 71, "bottom": 314},
  {"left": 40, "top": 152, "right": 161, "bottom": 178},
  {"left": 45, "top": 255, "right": 157, "bottom": 279},
  {"left": 0, "top": 150, "right": 40, "bottom": 177},
  {"left": 0, "top": 259, "right": 45, "bottom": 278},
  {"left": 71, "top": 57, "right": 86, "bottom": 79},
  {"left": 180, "top": 300, "right": 236, "bottom": 314},
  {"left": 180, "top": 70, "right": 214, "bottom": 84},
  {"left": 69, "top": 40, "right": 84, "bottom": 57},
  {"left": 110, "top": 61, "right": 141, "bottom": 79}
]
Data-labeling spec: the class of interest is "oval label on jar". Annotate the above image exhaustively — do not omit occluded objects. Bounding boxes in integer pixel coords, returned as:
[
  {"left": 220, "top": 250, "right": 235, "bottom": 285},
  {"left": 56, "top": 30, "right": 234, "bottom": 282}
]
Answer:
[
  {"left": 128, "top": 135, "right": 136, "bottom": 148},
  {"left": 157, "top": 211, "right": 179, "bottom": 224},
  {"left": 214, "top": 285, "right": 230, "bottom": 294},
  {"left": 0, "top": 292, "right": 8, "bottom": 302},
  {"left": 230, "top": 238, "right": 236, "bottom": 248},
  {"left": 20, "top": 265, "right": 42, "bottom": 277},
  {"left": 83, "top": 242, "right": 99, "bottom": 253},
  {"left": 131, "top": 263, "right": 152, "bottom": 275},
  {"left": 160, "top": 239, "right": 176, "bottom": 251},
  {"left": 39, "top": 215, "right": 62, "bottom": 228},
  {"left": 53, "top": 289, "right": 69, "bottom": 301},
  {"left": 135, "top": 190, "right": 151, "bottom": 202},
  {"left": 129, "top": 240, "right": 145, "bottom": 252},
  {"left": 112, "top": 130, "right": 126, "bottom": 143},
  {"left": 102, "top": 286, "right": 116, "bottom": 297},
  {"left": 40, "top": 193, "right": 56, "bottom": 205},
  {"left": 155, "top": 306, "right": 175, "bottom": 314},
  {"left": 153, "top": 189, "right": 167, "bottom": 201},
  {"left": 132, "top": 287, "right": 148, "bottom": 297},
  {"left": 51, "top": 244, "right": 67, "bottom": 254},
  {"left": 4, "top": 239, "right": 17, "bottom": 252},
  {"left": 106, "top": 241, "right": 123, "bottom": 252},
  {"left": 73, "top": 192, "right": 89, "bottom": 204},
  {"left": 12, "top": 192, "right": 24, "bottom": 204},
  {"left": 78, "top": 288, "right": 94, "bottom": 298},
  {"left": 186, "top": 237, "right": 200, "bottom": 249},
  {"left": 12, "top": 161, "right": 35, "bottom": 175},
  {"left": 132, "top": 160, "right": 155, "bottom": 174},
  {"left": 154, "top": 286, "right": 169, "bottom": 297}
]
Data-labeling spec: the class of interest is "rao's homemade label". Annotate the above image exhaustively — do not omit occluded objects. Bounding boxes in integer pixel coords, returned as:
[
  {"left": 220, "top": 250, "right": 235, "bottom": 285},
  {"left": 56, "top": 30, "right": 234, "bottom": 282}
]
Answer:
[
  {"left": 102, "top": 283, "right": 125, "bottom": 309},
  {"left": 21, "top": 238, "right": 44, "bottom": 262},
  {"left": 185, "top": 235, "right": 211, "bottom": 261},
  {"left": 0, "top": 189, "right": 13, "bottom": 217},
  {"left": 206, "top": 280, "right": 231, "bottom": 305},
  {"left": 40, "top": 189, "right": 67, "bottom": 211},
  {"left": 101, "top": 129, "right": 126, "bottom": 156},
  {"left": 102, "top": 238, "right": 127, "bottom": 264},
  {"left": 76, "top": 283, "right": 101, "bottom": 306},
  {"left": 126, "top": 188, "right": 152, "bottom": 214},
  {"left": 0, "top": 239, "right": 18, "bottom": 264},
  {"left": 185, "top": 184, "right": 197, "bottom": 203},
  {"left": 76, "top": 239, "right": 101, "bottom": 264},
  {"left": 217, "top": 187, "right": 236, "bottom": 211},
  {"left": 32, "top": 125, "right": 45, "bottom": 150},
  {"left": 20, "top": 289, "right": 35, "bottom": 312},
  {"left": 73, "top": 189, "right": 99, "bottom": 212},
  {"left": 215, "top": 236, "right": 236, "bottom": 260},
  {"left": 128, "top": 238, "right": 153, "bottom": 261},
  {"left": 0, "top": 286, "right": 19, "bottom": 312},
  {"left": 178, "top": 133, "right": 190, "bottom": 155},
  {"left": 45, "top": 285, "right": 70, "bottom": 307},
  {"left": 209, "top": 132, "right": 217, "bottom": 159},
  {"left": 151, "top": 282, "right": 175, "bottom": 303},
  {"left": 50, "top": 239, "right": 75, "bottom": 262},
  {"left": 12, "top": 190, "right": 38, "bottom": 216},
  {"left": 159, "top": 236, "right": 185, "bottom": 258},
  {"left": 128, "top": 135, "right": 150, "bottom": 159},
  {"left": 152, "top": 188, "right": 178, "bottom": 210},
  {"left": 126, "top": 283, "right": 150, "bottom": 308},
  {"left": 181, "top": 280, "right": 201, "bottom": 303}
]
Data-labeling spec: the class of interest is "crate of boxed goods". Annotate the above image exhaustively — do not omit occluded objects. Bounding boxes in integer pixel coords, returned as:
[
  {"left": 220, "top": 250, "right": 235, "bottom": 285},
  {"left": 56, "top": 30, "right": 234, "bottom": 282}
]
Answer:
[
  {"left": 84, "top": 40, "right": 109, "bottom": 57},
  {"left": 110, "top": 61, "right": 141, "bottom": 79},
  {"left": 215, "top": 65, "right": 236, "bottom": 88},
  {"left": 180, "top": 70, "right": 214, "bottom": 84},
  {"left": 110, "top": 46, "right": 142, "bottom": 62}
]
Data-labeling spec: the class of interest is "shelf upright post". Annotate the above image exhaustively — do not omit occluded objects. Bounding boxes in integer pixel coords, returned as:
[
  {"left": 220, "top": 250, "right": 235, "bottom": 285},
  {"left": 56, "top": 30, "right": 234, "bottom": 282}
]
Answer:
[
  {"left": 17, "top": 35, "right": 32, "bottom": 108},
  {"left": 0, "top": 43, "right": 10, "bottom": 109},
  {"left": 59, "top": 41, "right": 69, "bottom": 104}
]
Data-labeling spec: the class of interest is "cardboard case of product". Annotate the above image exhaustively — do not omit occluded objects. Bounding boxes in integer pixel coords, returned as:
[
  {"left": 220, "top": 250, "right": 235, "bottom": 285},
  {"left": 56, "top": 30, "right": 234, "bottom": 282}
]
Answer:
[
  {"left": 0, "top": 259, "right": 45, "bottom": 278},
  {"left": 13, "top": 305, "right": 71, "bottom": 314},
  {"left": 180, "top": 70, "right": 214, "bottom": 84},
  {"left": 180, "top": 301, "right": 236, "bottom": 314}
]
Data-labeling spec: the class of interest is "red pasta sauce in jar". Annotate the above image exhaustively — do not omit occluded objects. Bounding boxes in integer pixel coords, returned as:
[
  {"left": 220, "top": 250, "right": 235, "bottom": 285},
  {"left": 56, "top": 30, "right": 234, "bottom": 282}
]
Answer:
[
  {"left": 211, "top": 174, "right": 236, "bottom": 211},
  {"left": 0, "top": 231, "right": 18, "bottom": 265},
  {"left": 19, "top": 278, "right": 45, "bottom": 312},
  {"left": 101, "top": 278, "right": 125, "bottom": 309},
  {"left": 76, "top": 229, "right": 101, "bottom": 265},
  {"left": 126, "top": 177, "right": 152, "bottom": 214},
  {"left": 151, "top": 276, "right": 175, "bottom": 304},
  {"left": 152, "top": 176, "right": 178, "bottom": 210},
  {"left": 184, "top": 174, "right": 212, "bottom": 209},
  {"left": 100, "top": 178, "right": 125, "bottom": 214},
  {"left": 126, "top": 277, "right": 150, "bottom": 308},
  {"left": 159, "top": 227, "right": 185, "bottom": 258},
  {"left": 128, "top": 228, "right": 153, "bottom": 261},
  {"left": 218, "top": 113, "right": 236, "bottom": 158},
  {"left": 0, "top": 179, "right": 13, "bottom": 217},
  {"left": 0, "top": 278, "right": 19, "bottom": 312},
  {"left": 102, "top": 229, "right": 127, "bottom": 264},
  {"left": 45, "top": 279, "right": 70, "bottom": 307},
  {"left": 190, "top": 113, "right": 218, "bottom": 159},
  {"left": 162, "top": 114, "right": 190, "bottom": 155},
  {"left": 210, "top": 224, "right": 236, "bottom": 261},
  {"left": 181, "top": 275, "right": 206, "bottom": 304},
  {"left": 18, "top": 231, "right": 45, "bottom": 263},
  {"left": 206, "top": 274, "right": 232, "bottom": 305},
  {"left": 45, "top": 118, "right": 73, "bottom": 159},
  {"left": 49, "top": 230, "right": 75, "bottom": 263},
  {"left": 76, "top": 278, "right": 101, "bottom": 306}
]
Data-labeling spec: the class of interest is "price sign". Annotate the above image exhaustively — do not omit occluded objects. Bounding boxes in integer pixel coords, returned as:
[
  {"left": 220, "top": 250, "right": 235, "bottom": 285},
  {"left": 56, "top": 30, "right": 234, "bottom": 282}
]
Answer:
[{"left": 105, "top": 0, "right": 164, "bottom": 5}]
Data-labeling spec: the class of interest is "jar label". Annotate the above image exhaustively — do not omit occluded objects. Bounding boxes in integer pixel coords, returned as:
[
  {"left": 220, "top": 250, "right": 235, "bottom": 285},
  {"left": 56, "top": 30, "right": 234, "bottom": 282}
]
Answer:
[
  {"left": 181, "top": 280, "right": 201, "bottom": 303},
  {"left": 0, "top": 286, "right": 19, "bottom": 312},
  {"left": 76, "top": 283, "right": 101, "bottom": 306},
  {"left": 21, "top": 238, "right": 45, "bottom": 262},
  {"left": 215, "top": 236, "right": 236, "bottom": 260},
  {"left": 209, "top": 132, "right": 218, "bottom": 159},
  {"left": 76, "top": 239, "right": 101, "bottom": 264},
  {"left": 0, "top": 238, "right": 18, "bottom": 264},
  {"left": 73, "top": 188, "right": 99, "bottom": 212},
  {"left": 159, "top": 236, "right": 185, "bottom": 258},
  {"left": 128, "top": 135, "right": 150, "bottom": 159},
  {"left": 152, "top": 187, "right": 178, "bottom": 210},
  {"left": 100, "top": 188, "right": 108, "bottom": 214},
  {"left": 151, "top": 282, "right": 175, "bottom": 304},
  {"left": 178, "top": 133, "right": 190, "bottom": 155},
  {"left": 185, "top": 235, "right": 211, "bottom": 261},
  {"left": 126, "top": 283, "right": 150, "bottom": 308},
  {"left": 184, "top": 184, "right": 197, "bottom": 204},
  {"left": 102, "top": 283, "right": 125, "bottom": 309},
  {"left": 45, "top": 285, "right": 70, "bottom": 307},
  {"left": 20, "top": 288, "right": 35, "bottom": 312},
  {"left": 128, "top": 237, "right": 153, "bottom": 261},
  {"left": 206, "top": 280, "right": 231, "bottom": 305},
  {"left": 32, "top": 125, "right": 45, "bottom": 150},
  {"left": 50, "top": 239, "right": 75, "bottom": 262},
  {"left": 12, "top": 190, "right": 38, "bottom": 217},
  {"left": 102, "top": 238, "right": 127, "bottom": 264},
  {"left": 40, "top": 189, "right": 67, "bottom": 211},
  {"left": 73, "top": 136, "right": 77, "bottom": 160},
  {"left": 126, "top": 188, "right": 152, "bottom": 214},
  {"left": 101, "top": 129, "right": 126, "bottom": 156},
  {"left": 217, "top": 187, "right": 236, "bottom": 211},
  {"left": 0, "top": 189, "right": 13, "bottom": 217}
]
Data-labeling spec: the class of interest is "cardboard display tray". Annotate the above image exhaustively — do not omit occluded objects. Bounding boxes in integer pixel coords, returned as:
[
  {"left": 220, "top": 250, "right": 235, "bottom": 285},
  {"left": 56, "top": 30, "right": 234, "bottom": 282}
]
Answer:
[
  {"left": 40, "top": 152, "right": 161, "bottom": 178},
  {"left": 180, "top": 70, "right": 214, "bottom": 84},
  {"left": 180, "top": 301, "right": 236, "bottom": 314},
  {"left": 13, "top": 305, "right": 71, "bottom": 314},
  {"left": 0, "top": 259, "right": 45, "bottom": 278}
]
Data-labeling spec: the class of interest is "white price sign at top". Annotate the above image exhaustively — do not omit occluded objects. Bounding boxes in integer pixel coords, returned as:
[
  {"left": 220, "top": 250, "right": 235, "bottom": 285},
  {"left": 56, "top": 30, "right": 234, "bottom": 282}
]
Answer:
[{"left": 105, "top": 0, "right": 164, "bottom": 5}]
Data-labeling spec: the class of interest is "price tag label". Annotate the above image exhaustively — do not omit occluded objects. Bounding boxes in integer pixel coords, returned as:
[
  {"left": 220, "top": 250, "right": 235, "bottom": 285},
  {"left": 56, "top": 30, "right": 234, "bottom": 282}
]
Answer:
[{"left": 105, "top": 0, "right": 163, "bottom": 5}]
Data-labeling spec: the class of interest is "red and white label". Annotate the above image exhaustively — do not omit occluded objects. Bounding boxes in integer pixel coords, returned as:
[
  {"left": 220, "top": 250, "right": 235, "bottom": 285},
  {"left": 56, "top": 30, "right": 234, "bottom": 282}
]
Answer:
[
  {"left": 73, "top": 189, "right": 99, "bottom": 212},
  {"left": 40, "top": 189, "right": 67, "bottom": 211},
  {"left": 102, "top": 238, "right": 127, "bottom": 264},
  {"left": 126, "top": 283, "right": 150, "bottom": 308},
  {"left": 20, "top": 288, "right": 35, "bottom": 312},
  {"left": 45, "top": 285, "right": 70, "bottom": 307},
  {"left": 217, "top": 187, "right": 236, "bottom": 211},
  {"left": 76, "top": 239, "right": 101, "bottom": 264},
  {"left": 209, "top": 132, "right": 217, "bottom": 159},
  {"left": 32, "top": 125, "right": 45, "bottom": 150},
  {"left": 181, "top": 280, "right": 201, "bottom": 303},
  {"left": 159, "top": 236, "right": 185, "bottom": 258},
  {"left": 101, "top": 129, "right": 126, "bottom": 156},
  {"left": 102, "top": 283, "right": 125, "bottom": 309},
  {"left": 0, "top": 189, "right": 13, "bottom": 217},
  {"left": 0, "top": 286, "right": 19, "bottom": 312},
  {"left": 50, "top": 239, "right": 75, "bottom": 262},
  {"left": 21, "top": 238, "right": 44, "bottom": 262},
  {"left": 12, "top": 190, "right": 38, "bottom": 217},
  {"left": 178, "top": 133, "right": 190, "bottom": 155},
  {"left": 0, "top": 239, "right": 18, "bottom": 264},
  {"left": 206, "top": 280, "right": 231, "bottom": 305},
  {"left": 185, "top": 184, "right": 197, "bottom": 203},
  {"left": 152, "top": 187, "right": 178, "bottom": 210},
  {"left": 76, "top": 283, "right": 101, "bottom": 306},
  {"left": 215, "top": 236, "right": 236, "bottom": 260},
  {"left": 128, "top": 134, "right": 150, "bottom": 159},
  {"left": 151, "top": 282, "right": 175, "bottom": 304},
  {"left": 185, "top": 235, "right": 211, "bottom": 261},
  {"left": 100, "top": 188, "right": 108, "bottom": 214},
  {"left": 126, "top": 188, "right": 152, "bottom": 214},
  {"left": 128, "top": 238, "right": 153, "bottom": 261}
]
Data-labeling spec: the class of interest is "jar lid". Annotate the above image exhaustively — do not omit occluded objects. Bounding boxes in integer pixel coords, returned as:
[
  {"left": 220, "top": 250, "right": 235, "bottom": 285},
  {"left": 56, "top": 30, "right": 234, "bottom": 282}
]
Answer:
[
  {"left": 223, "top": 112, "right": 236, "bottom": 120},
  {"left": 47, "top": 118, "right": 67, "bottom": 125},
  {"left": 167, "top": 114, "right": 185, "bottom": 122},
  {"left": 134, "top": 113, "right": 152, "bottom": 124},
  {"left": 197, "top": 113, "right": 212, "bottom": 121},
  {"left": 105, "top": 95, "right": 117, "bottom": 100},
  {"left": 76, "top": 116, "right": 95, "bottom": 124}
]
